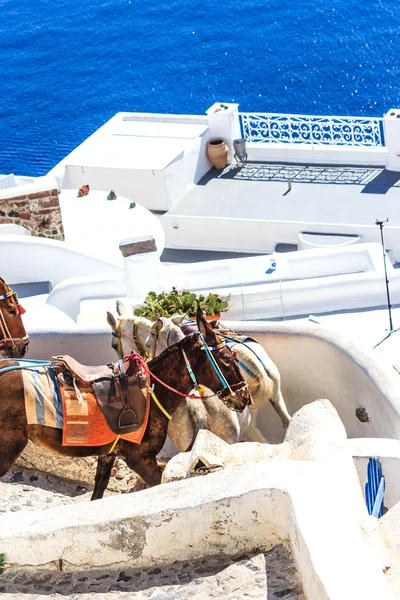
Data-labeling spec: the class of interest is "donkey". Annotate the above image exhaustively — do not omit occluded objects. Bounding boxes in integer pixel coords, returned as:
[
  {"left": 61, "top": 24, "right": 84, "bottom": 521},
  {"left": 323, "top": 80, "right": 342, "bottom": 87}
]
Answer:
[
  {"left": 0, "top": 309, "right": 250, "bottom": 500},
  {"left": 107, "top": 301, "right": 291, "bottom": 445},
  {"left": 173, "top": 317, "right": 292, "bottom": 443},
  {"left": 0, "top": 277, "right": 29, "bottom": 358},
  {"left": 107, "top": 302, "right": 251, "bottom": 450}
]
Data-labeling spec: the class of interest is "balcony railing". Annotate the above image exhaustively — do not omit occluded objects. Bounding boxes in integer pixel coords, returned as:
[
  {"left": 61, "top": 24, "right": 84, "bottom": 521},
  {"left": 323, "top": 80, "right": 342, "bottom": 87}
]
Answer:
[{"left": 239, "top": 113, "right": 385, "bottom": 147}]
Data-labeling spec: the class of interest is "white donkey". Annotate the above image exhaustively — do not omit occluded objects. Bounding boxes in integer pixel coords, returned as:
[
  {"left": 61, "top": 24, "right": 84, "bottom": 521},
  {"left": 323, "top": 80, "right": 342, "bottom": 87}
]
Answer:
[
  {"left": 107, "top": 301, "right": 250, "bottom": 451},
  {"left": 168, "top": 316, "right": 291, "bottom": 442}
]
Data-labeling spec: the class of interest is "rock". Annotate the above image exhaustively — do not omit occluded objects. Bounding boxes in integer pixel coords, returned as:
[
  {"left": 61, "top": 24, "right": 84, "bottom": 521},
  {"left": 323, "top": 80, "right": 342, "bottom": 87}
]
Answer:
[
  {"left": 162, "top": 452, "right": 192, "bottom": 484},
  {"left": 188, "top": 429, "right": 229, "bottom": 473}
]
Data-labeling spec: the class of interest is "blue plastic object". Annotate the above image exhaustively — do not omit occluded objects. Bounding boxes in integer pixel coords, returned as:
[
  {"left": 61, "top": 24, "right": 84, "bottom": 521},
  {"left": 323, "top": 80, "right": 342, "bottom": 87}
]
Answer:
[{"left": 365, "top": 457, "right": 385, "bottom": 518}]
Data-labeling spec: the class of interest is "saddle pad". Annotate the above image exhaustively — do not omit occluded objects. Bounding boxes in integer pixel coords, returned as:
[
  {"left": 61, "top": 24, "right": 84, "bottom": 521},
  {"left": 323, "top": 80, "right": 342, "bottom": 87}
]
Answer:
[
  {"left": 22, "top": 367, "right": 64, "bottom": 428},
  {"left": 22, "top": 367, "right": 150, "bottom": 447},
  {"left": 58, "top": 373, "right": 150, "bottom": 446}
]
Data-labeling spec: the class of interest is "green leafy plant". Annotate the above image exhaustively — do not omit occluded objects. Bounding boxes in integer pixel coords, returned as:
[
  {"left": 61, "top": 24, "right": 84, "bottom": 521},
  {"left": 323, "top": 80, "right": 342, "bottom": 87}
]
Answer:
[
  {"left": 0, "top": 553, "right": 4, "bottom": 575},
  {"left": 134, "top": 288, "right": 229, "bottom": 321}
]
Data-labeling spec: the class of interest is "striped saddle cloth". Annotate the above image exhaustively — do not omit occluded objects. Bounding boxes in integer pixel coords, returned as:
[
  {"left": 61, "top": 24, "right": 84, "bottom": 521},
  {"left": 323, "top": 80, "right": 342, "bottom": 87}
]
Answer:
[{"left": 22, "top": 366, "right": 150, "bottom": 447}]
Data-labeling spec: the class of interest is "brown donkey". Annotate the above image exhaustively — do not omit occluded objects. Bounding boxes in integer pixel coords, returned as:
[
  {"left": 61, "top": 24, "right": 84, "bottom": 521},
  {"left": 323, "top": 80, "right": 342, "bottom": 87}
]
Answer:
[
  {"left": 0, "top": 277, "right": 29, "bottom": 358},
  {"left": 0, "top": 311, "right": 250, "bottom": 500}
]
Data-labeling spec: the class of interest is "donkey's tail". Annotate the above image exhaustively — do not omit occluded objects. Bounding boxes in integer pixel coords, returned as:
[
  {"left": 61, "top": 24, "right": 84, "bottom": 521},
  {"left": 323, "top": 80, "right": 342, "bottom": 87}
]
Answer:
[{"left": 185, "top": 398, "right": 210, "bottom": 451}]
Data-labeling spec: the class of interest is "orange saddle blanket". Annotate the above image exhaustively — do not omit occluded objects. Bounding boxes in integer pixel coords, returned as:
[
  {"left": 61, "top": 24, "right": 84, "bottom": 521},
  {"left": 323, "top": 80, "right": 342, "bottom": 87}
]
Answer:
[{"left": 22, "top": 367, "right": 150, "bottom": 447}]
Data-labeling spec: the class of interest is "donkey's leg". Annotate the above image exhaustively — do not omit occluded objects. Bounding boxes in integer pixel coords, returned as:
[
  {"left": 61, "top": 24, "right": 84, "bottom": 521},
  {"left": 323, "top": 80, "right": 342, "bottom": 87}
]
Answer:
[
  {"left": 124, "top": 452, "right": 162, "bottom": 488},
  {"left": 91, "top": 454, "right": 116, "bottom": 501},
  {"left": 270, "top": 388, "right": 291, "bottom": 428},
  {"left": 0, "top": 435, "right": 28, "bottom": 478}
]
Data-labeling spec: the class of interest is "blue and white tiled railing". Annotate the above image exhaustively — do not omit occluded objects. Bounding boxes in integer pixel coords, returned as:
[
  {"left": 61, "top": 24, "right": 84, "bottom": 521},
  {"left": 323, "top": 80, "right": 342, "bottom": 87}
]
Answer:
[{"left": 239, "top": 113, "right": 385, "bottom": 147}]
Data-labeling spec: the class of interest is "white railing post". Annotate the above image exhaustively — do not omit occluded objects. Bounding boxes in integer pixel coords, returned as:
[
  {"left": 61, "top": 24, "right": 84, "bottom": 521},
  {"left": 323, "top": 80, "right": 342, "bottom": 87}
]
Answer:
[
  {"left": 206, "top": 103, "right": 241, "bottom": 161},
  {"left": 383, "top": 109, "right": 400, "bottom": 171}
]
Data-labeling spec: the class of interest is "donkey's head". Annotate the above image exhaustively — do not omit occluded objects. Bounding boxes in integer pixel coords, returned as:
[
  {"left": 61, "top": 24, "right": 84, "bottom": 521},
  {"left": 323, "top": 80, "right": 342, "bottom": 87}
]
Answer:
[
  {"left": 177, "top": 306, "right": 252, "bottom": 413},
  {"left": 107, "top": 300, "right": 153, "bottom": 359},
  {"left": 145, "top": 317, "right": 185, "bottom": 357},
  {"left": 0, "top": 278, "right": 29, "bottom": 358}
]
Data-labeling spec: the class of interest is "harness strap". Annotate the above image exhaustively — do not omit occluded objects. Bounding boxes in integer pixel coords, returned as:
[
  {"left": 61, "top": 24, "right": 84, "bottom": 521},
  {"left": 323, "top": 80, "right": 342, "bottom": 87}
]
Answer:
[
  {"left": 0, "top": 286, "right": 28, "bottom": 350},
  {"left": 0, "top": 290, "right": 17, "bottom": 300},
  {"left": 182, "top": 348, "right": 199, "bottom": 390},
  {"left": 133, "top": 319, "right": 151, "bottom": 360},
  {"left": 108, "top": 434, "right": 121, "bottom": 454},
  {"left": 0, "top": 307, "right": 15, "bottom": 349},
  {"left": 221, "top": 334, "right": 267, "bottom": 371},
  {"left": 236, "top": 359, "right": 257, "bottom": 379}
]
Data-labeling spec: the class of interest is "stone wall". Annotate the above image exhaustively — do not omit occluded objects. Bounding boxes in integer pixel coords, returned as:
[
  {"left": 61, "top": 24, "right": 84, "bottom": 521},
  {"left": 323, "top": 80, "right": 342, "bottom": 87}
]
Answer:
[{"left": 0, "top": 188, "right": 64, "bottom": 240}]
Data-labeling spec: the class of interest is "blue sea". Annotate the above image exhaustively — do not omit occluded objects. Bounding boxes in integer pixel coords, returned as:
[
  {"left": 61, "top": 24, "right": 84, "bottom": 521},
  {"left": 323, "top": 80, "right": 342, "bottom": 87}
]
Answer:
[{"left": 1, "top": 0, "right": 399, "bottom": 176}]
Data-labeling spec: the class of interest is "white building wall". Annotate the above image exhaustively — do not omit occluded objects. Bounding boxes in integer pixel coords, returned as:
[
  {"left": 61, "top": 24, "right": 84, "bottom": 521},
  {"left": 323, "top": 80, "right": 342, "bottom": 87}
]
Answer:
[{"left": 62, "top": 165, "right": 169, "bottom": 211}]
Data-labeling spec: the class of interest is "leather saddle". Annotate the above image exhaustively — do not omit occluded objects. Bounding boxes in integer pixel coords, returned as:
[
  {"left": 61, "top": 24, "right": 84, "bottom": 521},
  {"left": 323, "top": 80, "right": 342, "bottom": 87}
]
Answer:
[{"left": 52, "top": 355, "right": 148, "bottom": 435}]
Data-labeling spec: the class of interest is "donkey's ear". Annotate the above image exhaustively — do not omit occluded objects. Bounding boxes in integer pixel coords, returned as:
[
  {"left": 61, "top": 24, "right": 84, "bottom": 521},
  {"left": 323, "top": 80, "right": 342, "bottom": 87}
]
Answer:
[
  {"left": 196, "top": 305, "right": 218, "bottom": 344},
  {"left": 116, "top": 299, "right": 129, "bottom": 317},
  {"left": 107, "top": 311, "right": 117, "bottom": 332},
  {"left": 151, "top": 318, "right": 164, "bottom": 334},
  {"left": 171, "top": 314, "right": 185, "bottom": 326}
]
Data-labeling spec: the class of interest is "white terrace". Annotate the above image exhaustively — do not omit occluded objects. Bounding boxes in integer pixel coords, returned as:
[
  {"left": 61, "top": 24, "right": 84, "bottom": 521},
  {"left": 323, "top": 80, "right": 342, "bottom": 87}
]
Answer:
[{"left": 47, "top": 104, "right": 400, "bottom": 259}]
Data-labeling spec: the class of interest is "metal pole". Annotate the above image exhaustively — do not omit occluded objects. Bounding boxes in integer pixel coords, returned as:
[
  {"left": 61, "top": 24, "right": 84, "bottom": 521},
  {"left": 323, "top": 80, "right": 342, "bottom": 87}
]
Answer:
[{"left": 375, "top": 219, "right": 393, "bottom": 332}]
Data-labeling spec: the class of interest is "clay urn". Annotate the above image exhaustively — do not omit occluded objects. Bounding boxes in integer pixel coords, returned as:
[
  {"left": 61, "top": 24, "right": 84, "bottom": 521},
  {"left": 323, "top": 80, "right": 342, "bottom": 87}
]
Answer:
[{"left": 207, "top": 138, "right": 229, "bottom": 169}]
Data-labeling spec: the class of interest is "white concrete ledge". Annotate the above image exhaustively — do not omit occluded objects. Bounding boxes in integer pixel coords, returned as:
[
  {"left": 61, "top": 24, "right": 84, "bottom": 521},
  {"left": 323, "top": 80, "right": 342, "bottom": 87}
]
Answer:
[{"left": 0, "top": 461, "right": 394, "bottom": 599}]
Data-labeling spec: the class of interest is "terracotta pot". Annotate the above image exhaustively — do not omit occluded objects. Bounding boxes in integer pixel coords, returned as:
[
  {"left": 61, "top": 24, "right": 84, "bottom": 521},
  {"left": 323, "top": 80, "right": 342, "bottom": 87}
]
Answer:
[
  {"left": 207, "top": 139, "right": 229, "bottom": 169},
  {"left": 205, "top": 313, "right": 221, "bottom": 322}
]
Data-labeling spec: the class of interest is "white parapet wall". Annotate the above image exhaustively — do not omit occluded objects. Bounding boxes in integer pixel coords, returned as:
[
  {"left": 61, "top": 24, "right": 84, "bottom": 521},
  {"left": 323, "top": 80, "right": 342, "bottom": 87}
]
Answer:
[
  {"left": 234, "top": 322, "right": 400, "bottom": 444},
  {"left": 23, "top": 319, "right": 400, "bottom": 446}
]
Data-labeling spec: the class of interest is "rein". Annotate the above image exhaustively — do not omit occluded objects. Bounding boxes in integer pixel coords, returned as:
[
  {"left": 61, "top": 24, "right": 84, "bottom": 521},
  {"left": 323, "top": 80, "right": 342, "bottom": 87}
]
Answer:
[
  {"left": 125, "top": 352, "right": 203, "bottom": 401},
  {"left": 124, "top": 332, "right": 249, "bottom": 416},
  {"left": 0, "top": 358, "right": 57, "bottom": 375}
]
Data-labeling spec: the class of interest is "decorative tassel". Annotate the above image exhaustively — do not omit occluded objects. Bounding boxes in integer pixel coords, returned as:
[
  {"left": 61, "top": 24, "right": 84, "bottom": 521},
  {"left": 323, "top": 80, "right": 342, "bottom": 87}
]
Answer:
[
  {"left": 18, "top": 304, "right": 26, "bottom": 315},
  {"left": 198, "top": 384, "right": 205, "bottom": 396}
]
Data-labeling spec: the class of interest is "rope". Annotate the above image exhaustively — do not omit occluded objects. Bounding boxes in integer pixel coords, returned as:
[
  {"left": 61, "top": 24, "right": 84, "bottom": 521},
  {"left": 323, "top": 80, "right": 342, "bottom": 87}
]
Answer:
[
  {"left": 124, "top": 352, "right": 203, "bottom": 400},
  {"left": 150, "top": 391, "right": 172, "bottom": 419}
]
